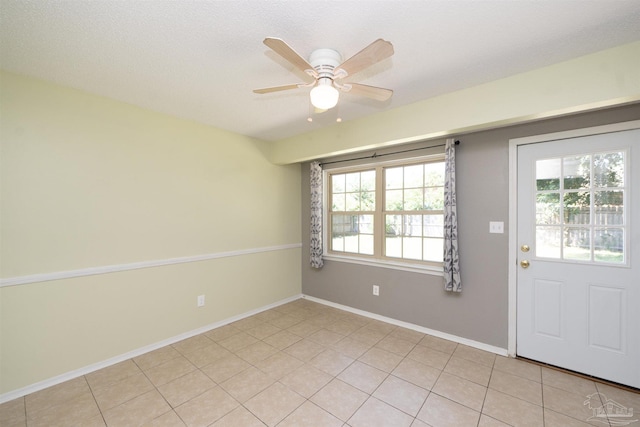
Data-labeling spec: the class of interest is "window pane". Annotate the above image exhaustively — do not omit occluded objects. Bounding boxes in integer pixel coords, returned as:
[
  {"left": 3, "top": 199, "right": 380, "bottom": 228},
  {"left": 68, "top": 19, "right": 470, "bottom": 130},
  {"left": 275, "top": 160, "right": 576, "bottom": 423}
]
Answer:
[
  {"left": 594, "top": 191, "right": 623, "bottom": 226},
  {"left": 563, "top": 155, "right": 590, "bottom": 190},
  {"left": 564, "top": 191, "right": 590, "bottom": 224},
  {"left": 361, "top": 170, "right": 375, "bottom": 191},
  {"left": 425, "top": 163, "right": 445, "bottom": 186},
  {"left": 594, "top": 228, "right": 623, "bottom": 263},
  {"left": 386, "top": 167, "right": 403, "bottom": 189},
  {"left": 536, "top": 158, "right": 560, "bottom": 191},
  {"left": 424, "top": 187, "right": 444, "bottom": 210},
  {"left": 403, "top": 188, "right": 423, "bottom": 210},
  {"left": 536, "top": 193, "right": 560, "bottom": 224},
  {"left": 346, "top": 193, "right": 360, "bottom": 211},
  {"left": 404, "top": 164, "right": 423, "bottom": 188},
  {"left": 359, "top": 214, "right": 374, "bottom": 234},
  {"left": 361, "top": 191, "right": 375, "bottom": 211},
  {"left": 536, "top": 226, "right": 561, "bottom": 258},
  {"left": 403, "top": 237, "right": 422, "bottom": 260},
  {"left": 359, "top": 235, "right": 374, "bottom": 255},
  {"left": 332, "top": 194, "right": 346, "bottom": 211},
  {"left": 423, "top": 215, "right": 444, "bottom": 237},
  {"left": 404, "top": 215, "right": 423, "bottom": 237},
  {"left": 385, "top": 236, "right": 401, "bottom": 258},
  {"left": 385, "top": 189, "right": 402, "bottom": 211},
  {"left": 332, "top": 174, "right": 345, "bottom": 193},
  {"left": 346, "top": 172, "right": 360, "bottom": 191},
  {"left": 594, "top": 152, "right": 624, "bottom": 188},
  {"left": 564, "top": 227, "right": 591, "bottom": 260},
  {"left": 424, "top": 238, "right": 444, "bottom": 262}
]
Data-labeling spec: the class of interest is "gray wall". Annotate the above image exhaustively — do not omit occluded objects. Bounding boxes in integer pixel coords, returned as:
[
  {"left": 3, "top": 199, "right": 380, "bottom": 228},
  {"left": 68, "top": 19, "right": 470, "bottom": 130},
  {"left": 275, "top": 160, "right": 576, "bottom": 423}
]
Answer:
[{"left": 301, "top": 104, "right": 640, "bottom": 349}]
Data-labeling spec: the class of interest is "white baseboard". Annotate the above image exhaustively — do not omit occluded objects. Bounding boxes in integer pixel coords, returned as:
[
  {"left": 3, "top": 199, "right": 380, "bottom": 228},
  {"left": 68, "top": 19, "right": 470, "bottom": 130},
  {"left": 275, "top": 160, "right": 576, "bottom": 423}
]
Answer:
[
  {"left": 0, "top": 294, "right": 302, "bottom": 404},
  {"left": 302, "top": 294, "right": 509, "bottom": 357}
]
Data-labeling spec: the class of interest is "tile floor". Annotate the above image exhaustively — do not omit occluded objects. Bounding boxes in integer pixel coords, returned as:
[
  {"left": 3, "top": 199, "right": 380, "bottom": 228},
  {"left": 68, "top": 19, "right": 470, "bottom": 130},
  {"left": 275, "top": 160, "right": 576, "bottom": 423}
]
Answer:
[{"left": 1, "top": 298, "right": 638, "bottom": 427}]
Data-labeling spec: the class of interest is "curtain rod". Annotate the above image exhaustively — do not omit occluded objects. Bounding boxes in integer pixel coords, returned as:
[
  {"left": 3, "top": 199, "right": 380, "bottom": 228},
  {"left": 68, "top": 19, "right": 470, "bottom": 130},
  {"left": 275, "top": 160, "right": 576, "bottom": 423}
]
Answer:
[{"left": 319, "top": 140, "right": 460, "bottom": 167}]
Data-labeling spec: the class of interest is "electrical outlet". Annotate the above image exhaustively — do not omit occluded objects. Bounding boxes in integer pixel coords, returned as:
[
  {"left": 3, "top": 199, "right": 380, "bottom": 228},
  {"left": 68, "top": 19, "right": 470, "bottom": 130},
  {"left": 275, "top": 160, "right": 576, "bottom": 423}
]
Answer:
[
  {"left": 489, "top": 221, "right": 504, "bottom": 234},
  {"left": 197, "top": 295, "right": 205, "bottom": 307},
  {"left": 373, "top": 285, "right": 380, "bottom": 296}
]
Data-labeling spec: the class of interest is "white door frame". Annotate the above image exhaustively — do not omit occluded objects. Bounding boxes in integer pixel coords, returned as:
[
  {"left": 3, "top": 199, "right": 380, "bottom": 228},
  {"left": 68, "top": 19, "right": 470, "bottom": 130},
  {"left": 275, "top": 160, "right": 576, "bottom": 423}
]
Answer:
[{"left": 507, "top": 119, "right": 640, "bottom": 357}]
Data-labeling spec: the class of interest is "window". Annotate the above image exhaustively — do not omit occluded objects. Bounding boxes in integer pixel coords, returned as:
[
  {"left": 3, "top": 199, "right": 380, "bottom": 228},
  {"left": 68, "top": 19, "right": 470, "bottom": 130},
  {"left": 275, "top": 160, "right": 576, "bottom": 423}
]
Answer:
[{"left": 327, "top": 156, "right": 445, "bottom": 268}]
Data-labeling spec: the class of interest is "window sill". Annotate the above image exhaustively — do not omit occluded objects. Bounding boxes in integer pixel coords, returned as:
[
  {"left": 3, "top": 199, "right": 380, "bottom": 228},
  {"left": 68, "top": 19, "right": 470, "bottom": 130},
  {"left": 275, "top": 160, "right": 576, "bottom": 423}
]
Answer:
[{"left": 322, "top": 254, "right": 444, "bottom": 276}]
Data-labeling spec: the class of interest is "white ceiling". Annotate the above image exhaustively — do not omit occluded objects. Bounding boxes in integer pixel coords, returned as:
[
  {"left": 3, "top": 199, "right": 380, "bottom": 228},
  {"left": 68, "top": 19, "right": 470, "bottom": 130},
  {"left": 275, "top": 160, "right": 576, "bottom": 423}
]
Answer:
[{"left": 2, "top": 1, "right": 639, "bottom": 142}]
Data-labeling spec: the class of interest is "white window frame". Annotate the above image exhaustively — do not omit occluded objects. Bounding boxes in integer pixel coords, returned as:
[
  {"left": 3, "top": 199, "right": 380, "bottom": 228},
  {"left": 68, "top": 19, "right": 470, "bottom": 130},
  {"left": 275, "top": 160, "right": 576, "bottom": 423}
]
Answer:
[{"left": 322, "top": 153, "right": 445, "bottom": 276}]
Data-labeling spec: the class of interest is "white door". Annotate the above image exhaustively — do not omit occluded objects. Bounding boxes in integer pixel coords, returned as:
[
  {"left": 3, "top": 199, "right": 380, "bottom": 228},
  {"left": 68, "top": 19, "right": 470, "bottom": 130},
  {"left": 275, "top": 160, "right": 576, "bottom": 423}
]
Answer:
[{"left": 516, "top": 127, "right": 640, "bottom": 388}]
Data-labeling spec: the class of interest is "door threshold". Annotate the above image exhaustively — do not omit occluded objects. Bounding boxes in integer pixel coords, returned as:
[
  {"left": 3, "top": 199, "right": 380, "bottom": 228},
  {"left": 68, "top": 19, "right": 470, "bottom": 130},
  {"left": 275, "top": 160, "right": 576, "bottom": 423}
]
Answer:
[{"left": 516, "top": 356, "right": 639, "bottom": 394}]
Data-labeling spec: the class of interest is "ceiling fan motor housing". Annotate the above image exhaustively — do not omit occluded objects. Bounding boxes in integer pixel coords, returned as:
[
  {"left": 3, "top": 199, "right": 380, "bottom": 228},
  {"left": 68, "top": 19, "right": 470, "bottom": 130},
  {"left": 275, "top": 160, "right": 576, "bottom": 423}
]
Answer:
[{"left": 309, "top": 48, "right": 342, "bottom": 82}]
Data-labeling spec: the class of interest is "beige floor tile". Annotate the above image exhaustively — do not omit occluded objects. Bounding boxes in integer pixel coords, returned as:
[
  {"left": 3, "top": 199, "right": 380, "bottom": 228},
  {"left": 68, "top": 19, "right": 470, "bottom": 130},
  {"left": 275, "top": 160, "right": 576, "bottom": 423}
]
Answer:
[
  {"left": 217, "top": 331, "right": 259, "bottom": 352},
  {"left": 452, "top": 344, "right": 496, "bottom": 368},
  {"left": 182, "top": 342, "right": 231, "bottom": 368},
  {"left": 27, "top": 392, "right": 102, "bottom": 427},
  {"left": 407, "top": 345, "right": 451, "bottom": 370},
  {"left": 489, "top": 369, "right": 542, "bottom": 406},
  {"left": 444, "top": 356, "right": 493, "bottom": 386},
  {"left": 219, "top": 366, "right": 275, "bottom": 403},
  {"left": 134, "top": 346, "right": 182, "bottom": 371},
  {"left": 244, "top": 382, "right": 305, "bottom": 426},
  {"left": 373, "top": 375, "right": 429, "bottom": 416},
  {"left": 359, "top": 346, "right": 404, "bottom": 373},
  {"left": 280, "top": 364, "right": 333, "bottom": 398},
  {"left": 262, "top": 329, "right": 303, "bottom": 349},
  {"left": 86, "top": 360, "right": 142, "bottom": 392},
  {"left": 93, "top": 372, "right": 154, "bottom": 411},
  {"left": 171, "top": 334, "right": 214, "bottom": 355},
  {"left": 392, "top": 358, "right": 441, "bottom": 390},
  {"left": 255, "top": 351, "right": 305, "bottom": 380},
  {"left": 349, "top": 396, "right": 414, "bottom": 427},
  {"left": 142, "top": 410, "right": 186, "bottom": 426},
  {"left": 230, "top": 315, "right": 265, "bottom": 331},
  {"left": 432, "top": 372, "right": 487, "bottom": 411},
  {"left": 307, "top": 328, "right": 345, "bottom": 346},
  {"left": 389, "top": 327, "right": 425, "bottom": 344},
  {"left": 375, "top": 335, "right": 417, "bottom": 357},
  {"left": 416, "top": 392, "right": 480, "bottom": 427},
  {"left": 267, "top": 314, "right": 303, "bottom": 329},
  {"left": 200, "top": 353, "right": 250, "bottom": 383},
  {"left": 337, "top": 360, "right": 388, "bottom": 394},
  {"left": 478, "top": 414, "right": 512, "bottom": 427},
  {"left": 543, "top": 384, "right": 599, "bottom": 425},
  {"left": 210, "top": 406, "right": 264, "bottom": 427},
  {"left": 245, "top": 322, "right": 282, "bottom": 340},
  {"left": 278, "top": 400, "right": 343, "bottom": 427},
  {"left": 0, "top": 397, "right": 25, "bottom": 425},
  {"left": 594, "top": 382, "right": 640, "bottom": 418},
  {"left": 26, "top": 376, "right": 92, "bottom": 416},
  {"left": 349, "top": 326, "right": 388, "bottom": 346},
  {"left": 310, "top": 379, "right": 369, "bottom": 422},
  {"left": 541, "top": 367, "right": 597, "bottom": 397},
  {"left": 418, "top": 335, "right": 458, "bottom": 354},
  {"left": 174, "top": 386, "right": 239, "bottom": 427},
  {"left": 234, "top": 341, "right": 278, "bottom": 364},
  {"left": 544, "top": 408, "right": 600, "bottom": 427},
  {"left": 157, "top": 370, "right": 215, "bottom": 408},
  {"left": 283, "top": 338, "right": 326, "bottom": 361},
  {"left": 364, "top": 319, "right": 397, "bottom": 334},
  {"left": 331, "top": 336, "right": 372, "bottom": 359},
  {"left": 103, "top": 389, "right": 170, "bottom": 427},
  {"left": 325, "top": 319, "right": 362, "bottom": 335},
  {"left": 411, "top": 419, "right": 430, "bottom": 427},
  {"left": 310, "top": 348, "right": 355, "bottom": 376},
  {"left": 493, "top": 356, "right": 541, "bottom": 382},
  {"left": 203, "top": 324, "right": 242, "bottom": 342},
  {"left": 483, "top": 388, "right": 544, "bottom": 427},
  {"left": 144, "top": 356, "right": 196, "bottom": 387},
  {"left": 287, "top": 319, "right": 322, "bottom": 337}
]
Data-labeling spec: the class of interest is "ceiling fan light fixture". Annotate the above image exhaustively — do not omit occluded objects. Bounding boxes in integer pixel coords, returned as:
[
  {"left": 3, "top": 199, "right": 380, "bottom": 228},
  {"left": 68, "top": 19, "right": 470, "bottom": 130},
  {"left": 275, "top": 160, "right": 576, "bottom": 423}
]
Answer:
[{"left": 310, "top": 78, "right": 339, "bottom": 110}]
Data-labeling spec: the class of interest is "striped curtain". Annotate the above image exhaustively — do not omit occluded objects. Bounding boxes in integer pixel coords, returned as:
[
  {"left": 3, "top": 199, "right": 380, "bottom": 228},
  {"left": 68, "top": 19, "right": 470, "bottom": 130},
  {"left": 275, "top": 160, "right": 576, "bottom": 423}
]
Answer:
[
  {"left": 310, "top": 161, "right": 324, "bottom": 268},
  {"left": 444, "top": 139, "right": 462, "bottom": 292}
]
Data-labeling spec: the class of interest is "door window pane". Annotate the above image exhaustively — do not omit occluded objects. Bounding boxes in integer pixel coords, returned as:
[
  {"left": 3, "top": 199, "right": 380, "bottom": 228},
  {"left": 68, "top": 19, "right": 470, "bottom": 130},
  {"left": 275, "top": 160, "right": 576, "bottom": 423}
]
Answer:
[
  {"left": 564, "top": 227, "right": 591, "bottom": 260},
  {"left": 536, "top": 226, "right": 561, "bottom": 258},
  {"left": 564, "top": 192, "right": 590, "bottom": 224},
  {"left": 563, "top": 155, "right": 590, "bottom": 189},
  {"left": 594, "top": 228, "right": 624, "bottom": 263},
  {"left": 536, "top": 158, "right": 561, "bottom": 191},
  {"left": 594, "top": 152, "right": 624, "bottom": 188},
  {"left": 536, "top": 193, "right": 560, "bottom": 224}
]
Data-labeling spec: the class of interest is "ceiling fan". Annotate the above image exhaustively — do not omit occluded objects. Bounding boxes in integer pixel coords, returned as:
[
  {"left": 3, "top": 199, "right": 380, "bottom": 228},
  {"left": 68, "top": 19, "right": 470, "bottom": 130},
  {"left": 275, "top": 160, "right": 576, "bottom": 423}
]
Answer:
[{"left": 254, "top": 37, "right": 394, "bottom": 111}]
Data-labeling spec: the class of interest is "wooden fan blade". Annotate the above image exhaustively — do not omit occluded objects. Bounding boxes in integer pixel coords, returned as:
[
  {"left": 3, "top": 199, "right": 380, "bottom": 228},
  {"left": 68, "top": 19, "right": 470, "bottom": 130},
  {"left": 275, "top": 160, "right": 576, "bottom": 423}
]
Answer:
[
  {"left": 263, "top": 38, "right": 314, "bottom": 74},
  {"left": 337, "top": 39, "right": 394, "bottom": 76},
  {"left": 345, "top": 83, "right": 393, "bottom": 101},
  {"left": 253, "top": 84, "right": 302, "bottom": 94}
]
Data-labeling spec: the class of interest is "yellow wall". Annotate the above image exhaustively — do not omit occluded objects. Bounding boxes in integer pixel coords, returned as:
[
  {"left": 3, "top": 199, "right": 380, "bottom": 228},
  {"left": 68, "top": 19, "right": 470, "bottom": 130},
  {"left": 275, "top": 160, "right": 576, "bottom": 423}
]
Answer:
[
  {"left": 270, "top": 41, "right": 640, "bottom": 164},
  {"left": 0, "top": 71, "right": 301, "bottom": 394}
]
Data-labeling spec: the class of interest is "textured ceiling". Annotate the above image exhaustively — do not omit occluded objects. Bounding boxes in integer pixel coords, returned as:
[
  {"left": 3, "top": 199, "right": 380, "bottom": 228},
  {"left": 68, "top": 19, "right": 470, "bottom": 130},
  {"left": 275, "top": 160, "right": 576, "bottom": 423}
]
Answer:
[{"left": 2, "top": 1, "right": 640, "bottom": 142}]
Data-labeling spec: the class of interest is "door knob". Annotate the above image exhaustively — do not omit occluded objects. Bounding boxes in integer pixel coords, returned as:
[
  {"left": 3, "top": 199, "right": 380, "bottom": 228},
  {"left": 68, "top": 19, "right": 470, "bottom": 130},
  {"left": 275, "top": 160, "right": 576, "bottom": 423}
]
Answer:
[
  {"left": 520, "top": 260, "right": 530, "bottom": 269},
  {"left": 521, "top": 244, "right": 530, "bottom": 252}
]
